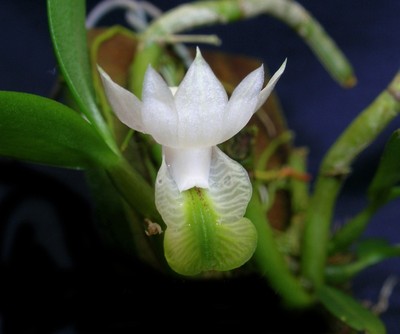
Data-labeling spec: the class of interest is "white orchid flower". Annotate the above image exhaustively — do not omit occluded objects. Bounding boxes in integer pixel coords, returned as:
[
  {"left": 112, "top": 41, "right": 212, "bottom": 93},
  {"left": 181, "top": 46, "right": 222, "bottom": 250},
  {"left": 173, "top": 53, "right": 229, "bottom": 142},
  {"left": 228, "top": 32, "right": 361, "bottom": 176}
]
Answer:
[{"left": 98, "top": 48, "right": 286, "bottom": 275}]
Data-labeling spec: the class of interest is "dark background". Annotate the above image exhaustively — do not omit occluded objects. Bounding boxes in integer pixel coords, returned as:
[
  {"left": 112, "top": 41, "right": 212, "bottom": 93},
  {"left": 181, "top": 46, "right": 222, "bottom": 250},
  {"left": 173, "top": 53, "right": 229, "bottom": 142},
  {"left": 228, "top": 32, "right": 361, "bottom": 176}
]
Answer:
[{"left": 1, "top": 0, "right": 400, "bottom": 333}]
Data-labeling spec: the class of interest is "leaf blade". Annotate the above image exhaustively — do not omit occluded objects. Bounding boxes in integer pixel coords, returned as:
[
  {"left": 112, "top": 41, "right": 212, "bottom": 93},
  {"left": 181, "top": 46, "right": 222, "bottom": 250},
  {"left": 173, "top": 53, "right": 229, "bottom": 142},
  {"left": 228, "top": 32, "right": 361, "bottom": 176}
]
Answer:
[
  {"left": 47, "top": 0, "right": 114, "bottom": 148},
  {"left": 326, "top": 239, "right": 400, "bottom": 284},
  {"left": 317, "top": 285, "right": 386, "bottom": 334},
  {"left": 0, "top": 91, "right": 118, "bottom": 169},
  {"left": 368, "top": 129, "right": 400, "bottom": 205}
]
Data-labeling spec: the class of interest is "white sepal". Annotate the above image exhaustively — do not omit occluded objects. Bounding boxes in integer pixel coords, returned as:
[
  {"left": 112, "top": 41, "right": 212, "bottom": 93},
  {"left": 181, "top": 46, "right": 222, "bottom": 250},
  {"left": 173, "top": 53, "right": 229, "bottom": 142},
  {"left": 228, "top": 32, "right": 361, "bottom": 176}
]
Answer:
[
  {"left": 256, "top": 59, "right": 287, "bottom": 110},
  {"left": 221, "top": 65, "right": 265, "bottom": 143},
  {"left": 142, "top": 66, "right": 179, "bottom": 146},
  {"left": 97, "top": 66, "right": 144, "bottom": 132},
  {"left": 174, "top": 48, "right": 228, "bottom": 147}
]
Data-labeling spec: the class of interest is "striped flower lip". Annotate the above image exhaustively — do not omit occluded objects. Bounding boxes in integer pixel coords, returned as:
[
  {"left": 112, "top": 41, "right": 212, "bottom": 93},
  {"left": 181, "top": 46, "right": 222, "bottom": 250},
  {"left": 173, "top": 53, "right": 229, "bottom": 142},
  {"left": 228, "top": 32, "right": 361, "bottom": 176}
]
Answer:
[{"left": 98, "top": 47, "right": 286, "bottom": 192}]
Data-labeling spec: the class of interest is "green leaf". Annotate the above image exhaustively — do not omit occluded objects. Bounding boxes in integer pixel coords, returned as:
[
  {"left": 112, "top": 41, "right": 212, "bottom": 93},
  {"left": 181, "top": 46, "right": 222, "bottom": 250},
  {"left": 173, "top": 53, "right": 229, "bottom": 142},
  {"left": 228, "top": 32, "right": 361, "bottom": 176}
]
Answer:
[
  {"left": 317, "top": 285, "right": 386, "bottom": 334},
  {"left": 106, "top": 160, "right": 160, "bottom": 221},
  {"left": 47, "top": 0, "right": 115, "bottom": 149},
  {"left": 368, "top": 129, "right": 400, "bottom": 205},
  {"left": 326, "top": 239, "right": 400, "bottom": 284},
  {"left": 357, "top": 239, "right": 400, "bottom": 259},
  {"left": 0, "top": 91, "right": 118, "bottom": 169}
]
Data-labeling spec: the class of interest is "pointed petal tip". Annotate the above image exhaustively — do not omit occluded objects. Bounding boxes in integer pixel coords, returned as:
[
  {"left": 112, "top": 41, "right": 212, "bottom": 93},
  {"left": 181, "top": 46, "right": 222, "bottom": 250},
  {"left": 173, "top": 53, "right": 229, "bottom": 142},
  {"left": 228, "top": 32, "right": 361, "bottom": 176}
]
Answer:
[
  {"left": 195, "top": 46, "right": 202, "bottom": 57},
  {"left": 194, "top": 46, "right": 205, "bottom": 63},
  {"left": 143, "top": 63, "right": 156, "bottom": 78},
  {"left": 266, "top": 58, "right": 287, "bottom": 83},
  {"left": 266, "top": 58, "right": 288, "bottom": 85},
  {"left": 256, "top": 63, "right": 265, "bottom": 77},
  {"left": 275, "top": 58, "right": 288, "bottom": 79},
  {"left": 96, "top": 64, "right": 109, "bottom": 79},
  {"left": 280, "top": 57, "right": 288, "bottom": 72},
  {"left": 255, "top": 58, "right": 288, "bottom": 111}
]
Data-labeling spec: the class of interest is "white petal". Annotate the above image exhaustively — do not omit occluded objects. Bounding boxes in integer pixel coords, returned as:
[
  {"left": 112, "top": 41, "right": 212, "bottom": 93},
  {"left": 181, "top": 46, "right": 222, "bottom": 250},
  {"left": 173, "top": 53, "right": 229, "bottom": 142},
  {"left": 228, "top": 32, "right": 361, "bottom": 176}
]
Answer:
[
  {"left": 208, "top": 146, "right": 252, "bottom": 222},
  {"left": 97, "top": 65, "right": 144, "bottom": 132},
  {"left": 255, "top": 59, "right": 287, "bottom": 110},
  {"left": 219, "top": 65, "right": 265, "bottom": 143},
  {"left": 163, "top": 146, "right": 212, "bottom": 191},
  {"left": 174, "top": 48, "right": 228, "bottom": 147},
  {"left": 141, "top": 66, "right": 179, "bottom": 146}
]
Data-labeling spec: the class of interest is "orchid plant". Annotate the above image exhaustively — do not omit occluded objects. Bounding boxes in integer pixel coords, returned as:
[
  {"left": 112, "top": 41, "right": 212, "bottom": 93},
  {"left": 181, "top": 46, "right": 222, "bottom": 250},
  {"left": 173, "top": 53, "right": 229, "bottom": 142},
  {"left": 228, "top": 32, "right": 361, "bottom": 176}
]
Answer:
[{"left": 1, "top": 0, "right": 400, "bottom": 333}]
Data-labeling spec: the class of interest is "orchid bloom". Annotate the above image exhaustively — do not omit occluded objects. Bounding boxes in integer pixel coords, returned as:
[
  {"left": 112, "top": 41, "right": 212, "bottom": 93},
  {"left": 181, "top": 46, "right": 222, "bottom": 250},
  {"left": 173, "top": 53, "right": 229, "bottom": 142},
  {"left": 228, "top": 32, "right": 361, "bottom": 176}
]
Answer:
[{"left": 98, "top": 48, "right": 286, "bottom": 275}]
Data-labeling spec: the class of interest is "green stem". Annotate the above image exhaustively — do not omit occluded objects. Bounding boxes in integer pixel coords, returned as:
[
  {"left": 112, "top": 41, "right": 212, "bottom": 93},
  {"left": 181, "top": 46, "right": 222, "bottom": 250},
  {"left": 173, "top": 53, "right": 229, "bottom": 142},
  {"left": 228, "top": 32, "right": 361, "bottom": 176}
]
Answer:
[
  {"left": 256, "top": 130, "right": 293, "bottom": 172},
  {"left": 301, "top": 71, "right": 400, "bottom": 288},
  {"left": 328, "top": 204, "right": 378, "bottom": 255},
  {"left": 288, "top": 147, "right": 310, "bottom": 214},
  {"left": 246, "top": 188, "right": 313, "bottom": 308},
  {"left": 142, "top": 0, "right": 355, "bottom": 87},
  {"left": 86, "top": 163, "right": 169, "bottom": 273},
  {"left": 106, "top": 158, "right": 162, "bottom": 224},
  {"left": 301, "top": 178, "right": 340, "bottom": 288}
]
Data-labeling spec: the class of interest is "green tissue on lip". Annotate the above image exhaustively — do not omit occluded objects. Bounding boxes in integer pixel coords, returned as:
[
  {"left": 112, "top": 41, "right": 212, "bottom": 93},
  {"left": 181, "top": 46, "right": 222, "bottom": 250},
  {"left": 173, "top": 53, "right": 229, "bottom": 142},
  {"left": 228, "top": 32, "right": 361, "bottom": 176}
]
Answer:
[
  {"left": 164, "top": 187, "right": 257, "bottom": 276},
  {"left": 156, "top": 146, "right": 257, "bottom": 276}
]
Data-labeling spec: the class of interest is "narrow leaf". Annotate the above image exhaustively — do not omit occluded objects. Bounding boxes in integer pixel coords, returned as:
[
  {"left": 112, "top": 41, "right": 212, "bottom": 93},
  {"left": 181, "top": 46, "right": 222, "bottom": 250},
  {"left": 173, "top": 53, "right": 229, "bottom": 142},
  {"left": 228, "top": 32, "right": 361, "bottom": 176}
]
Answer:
[
  {"left": 357, "top": 239, "right": 400, "bottom": 258},
  {"left": 0, "top": 91, "right": 118, "bottom": 168},
  {"left": 326, "top": 239, "right": 400, "bottom": 284},
  {"left": 47, "top": 0, "right": 114, "bottom": 148},
  {"left": 368, "top": 129, "right": 400, "bottom": 205},
  {"left": 317, "top": 285, "right": 386, "bottom": 334}
]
